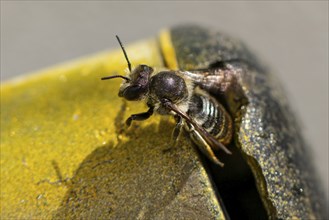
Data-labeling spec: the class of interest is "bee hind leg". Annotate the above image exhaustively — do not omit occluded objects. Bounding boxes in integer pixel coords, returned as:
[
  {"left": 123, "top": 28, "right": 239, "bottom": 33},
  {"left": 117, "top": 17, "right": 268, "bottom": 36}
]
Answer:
[{"left": 186, "top": 124, "right": 224, "bottom": 167}]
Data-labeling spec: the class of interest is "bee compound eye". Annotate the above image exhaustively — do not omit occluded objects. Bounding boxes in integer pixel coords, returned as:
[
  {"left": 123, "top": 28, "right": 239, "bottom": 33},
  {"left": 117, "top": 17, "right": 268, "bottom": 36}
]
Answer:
[{"left": 119, "top": 85, "right": 148, "bottom": 101}]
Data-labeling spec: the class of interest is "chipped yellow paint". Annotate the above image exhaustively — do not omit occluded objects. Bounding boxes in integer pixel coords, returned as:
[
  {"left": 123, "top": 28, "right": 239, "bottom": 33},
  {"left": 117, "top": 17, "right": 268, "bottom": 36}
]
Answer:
[
  {"left": 159, "top": 29, "right": 179, "bottom": 70},
  {"left": 0, "top": 38, "right": 162, "bottom": 219}
]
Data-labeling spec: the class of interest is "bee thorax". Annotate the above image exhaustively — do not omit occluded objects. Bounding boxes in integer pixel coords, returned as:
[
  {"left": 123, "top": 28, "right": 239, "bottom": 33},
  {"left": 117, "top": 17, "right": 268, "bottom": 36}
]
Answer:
[{"left": 149, "top": 71, "right": 188, "bottom": 103}]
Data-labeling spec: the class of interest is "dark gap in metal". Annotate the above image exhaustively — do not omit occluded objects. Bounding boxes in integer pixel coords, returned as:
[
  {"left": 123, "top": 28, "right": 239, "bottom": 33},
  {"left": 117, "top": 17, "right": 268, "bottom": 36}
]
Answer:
[{"left": 203, "top": 142, "right": 268, "bottom": 220}]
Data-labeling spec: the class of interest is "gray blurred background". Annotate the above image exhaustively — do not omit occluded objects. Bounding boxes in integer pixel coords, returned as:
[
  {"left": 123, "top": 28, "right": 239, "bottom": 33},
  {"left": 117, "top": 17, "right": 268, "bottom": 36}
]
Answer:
[{"left": 1, "top": 2, "right": 328, "bottom": 198}]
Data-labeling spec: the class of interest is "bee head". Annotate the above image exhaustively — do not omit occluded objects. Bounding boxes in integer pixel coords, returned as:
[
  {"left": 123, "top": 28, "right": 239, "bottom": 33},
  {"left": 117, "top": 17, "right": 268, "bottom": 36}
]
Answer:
[
  {"left": 118, "top": 64, "right": 153, "bottom": 100},
  {"left": 101, "top": 64, "right": 153, "bottom": 101},
  {"left": 101, "top": 36, "right": 154, "bottom": 101}
]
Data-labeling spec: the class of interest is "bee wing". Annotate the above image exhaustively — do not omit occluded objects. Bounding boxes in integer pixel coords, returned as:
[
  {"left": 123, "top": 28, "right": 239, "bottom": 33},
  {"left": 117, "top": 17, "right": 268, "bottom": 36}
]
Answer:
[{"left": 163, "top": 101, "right": 232, "bottom": 155}]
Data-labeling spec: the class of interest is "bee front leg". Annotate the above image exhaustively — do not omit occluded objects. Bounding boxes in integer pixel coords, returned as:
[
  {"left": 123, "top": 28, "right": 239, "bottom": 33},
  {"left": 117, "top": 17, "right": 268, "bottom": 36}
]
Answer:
[{"left": 126, "top": 107, "right": 154, "bottom": 127}]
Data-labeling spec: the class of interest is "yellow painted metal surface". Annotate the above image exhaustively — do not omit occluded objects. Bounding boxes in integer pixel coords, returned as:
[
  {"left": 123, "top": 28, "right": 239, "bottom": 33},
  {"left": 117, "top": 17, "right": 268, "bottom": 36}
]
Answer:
[
  {"left": 1, "top": 34, "right": 226, "bottom": 219},
  {"left": 1, "top": 39, "right": 160, "bottom": 218}
]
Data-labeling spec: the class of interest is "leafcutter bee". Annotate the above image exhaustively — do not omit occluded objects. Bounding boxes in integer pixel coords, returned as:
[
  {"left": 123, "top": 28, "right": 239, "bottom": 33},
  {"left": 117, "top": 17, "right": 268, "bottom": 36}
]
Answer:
[{"left": 102, "top": 36, "right": 233, "bottom": 166}]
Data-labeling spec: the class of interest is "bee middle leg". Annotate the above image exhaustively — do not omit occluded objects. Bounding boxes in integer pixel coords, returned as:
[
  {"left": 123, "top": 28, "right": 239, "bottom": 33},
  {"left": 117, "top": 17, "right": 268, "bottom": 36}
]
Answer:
[{"left": 171, "top": 115, "right": 183, "bottom": 147}]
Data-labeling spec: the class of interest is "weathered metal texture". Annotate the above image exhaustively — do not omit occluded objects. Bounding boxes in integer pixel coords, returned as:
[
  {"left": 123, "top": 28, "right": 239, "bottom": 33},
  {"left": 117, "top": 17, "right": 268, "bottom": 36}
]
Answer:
[
  {"left": 53, "top": 124, "right": 225, "bottom": 219},
  {"left": 2, "top": 24, "right": 326, "bottom": 219},
  {"left": 1, "top": 37, "right": 226, "bottom": 219},
  {"left": 168, "top": 24, "right": 326, "bottom": 219}
]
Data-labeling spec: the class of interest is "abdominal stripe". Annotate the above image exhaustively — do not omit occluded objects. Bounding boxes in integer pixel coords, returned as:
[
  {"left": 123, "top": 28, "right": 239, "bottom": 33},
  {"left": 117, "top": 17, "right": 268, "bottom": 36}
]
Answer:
[{"left": 192, "top": 94, "right": 224, "bottom": 137}]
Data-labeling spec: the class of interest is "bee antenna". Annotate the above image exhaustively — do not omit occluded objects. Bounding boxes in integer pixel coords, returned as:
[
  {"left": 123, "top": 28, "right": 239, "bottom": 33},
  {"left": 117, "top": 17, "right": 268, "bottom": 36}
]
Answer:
[
  {"left": 101, "top": 75, "right": 130, "bottom": 82},
  {"left": 116, "top": 35, "right": 132, "bottom": 72}
]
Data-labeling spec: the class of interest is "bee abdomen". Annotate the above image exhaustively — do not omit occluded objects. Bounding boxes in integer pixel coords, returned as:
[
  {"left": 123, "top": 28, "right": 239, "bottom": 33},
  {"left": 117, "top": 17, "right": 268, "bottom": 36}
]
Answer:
[{"left": 188, "top": 92, "right": 233, "bottom": 145}]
